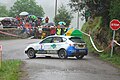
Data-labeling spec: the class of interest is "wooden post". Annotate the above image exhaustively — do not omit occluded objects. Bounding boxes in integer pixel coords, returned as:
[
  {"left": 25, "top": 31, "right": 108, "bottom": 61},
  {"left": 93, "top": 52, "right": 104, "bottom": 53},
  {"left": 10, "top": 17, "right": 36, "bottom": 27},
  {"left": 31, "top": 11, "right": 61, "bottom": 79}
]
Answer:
[{"left": 0, "top": 45, "right": 2, "bottom": 68}]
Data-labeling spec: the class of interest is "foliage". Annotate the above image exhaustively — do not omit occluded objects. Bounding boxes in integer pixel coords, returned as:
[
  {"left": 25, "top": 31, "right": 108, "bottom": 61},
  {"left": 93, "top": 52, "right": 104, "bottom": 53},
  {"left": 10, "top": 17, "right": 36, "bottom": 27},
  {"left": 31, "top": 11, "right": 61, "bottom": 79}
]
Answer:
[
  {"left": 0, "top": 5, "right": 9, "bottom": 17},
  {"left": 81, "top": 17, "right": 120, "bottom": 68},
  {"left": 69, "top": 0, "right": 110, "bottom": 24},
  {"left": 109, "top": 0, "right": 120, "bottom": 55},
  {"left": 81, "top": 17, "right": 103, "bottom": 53},
  {"left": 69, "top": 0, "right": 86, "bottom": 12},
  {"left": 69, "top": 0, "right": 119, "bottom": 25},
  {"left": 69, "top": 0, "right": 87, "bottom": 21},
  {"left": 54, "top": 5, "right": 73, "bottom": 26},
  {"left": 9, "top": 0, "right": 44, "bottom": 17},
  {"left": 109, "top": 0, "right": 120, "bottom": 21},
  {"left": 0, "top": 60, "right": 22, "bottom": 80}
]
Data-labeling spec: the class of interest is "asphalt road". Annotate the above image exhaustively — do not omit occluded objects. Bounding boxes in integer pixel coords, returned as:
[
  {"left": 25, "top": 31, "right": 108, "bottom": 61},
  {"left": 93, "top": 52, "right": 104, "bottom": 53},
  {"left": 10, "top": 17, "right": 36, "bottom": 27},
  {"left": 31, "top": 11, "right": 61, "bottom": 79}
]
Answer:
[{"left": 0, "top": 39, "right": 120, "bottom": 80}]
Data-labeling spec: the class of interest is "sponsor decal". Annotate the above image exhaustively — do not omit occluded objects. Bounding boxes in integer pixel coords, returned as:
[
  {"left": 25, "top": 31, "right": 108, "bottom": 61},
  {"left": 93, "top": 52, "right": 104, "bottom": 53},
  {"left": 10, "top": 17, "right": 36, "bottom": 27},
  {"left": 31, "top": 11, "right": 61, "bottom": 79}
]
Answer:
[{"left": 51, "top": 44, "right": 56, "bottom": 49}]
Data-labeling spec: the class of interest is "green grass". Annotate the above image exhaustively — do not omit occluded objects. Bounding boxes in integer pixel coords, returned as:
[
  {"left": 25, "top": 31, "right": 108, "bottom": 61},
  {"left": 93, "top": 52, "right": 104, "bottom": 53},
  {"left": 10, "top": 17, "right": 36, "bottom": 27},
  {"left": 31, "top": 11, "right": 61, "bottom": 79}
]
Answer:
[
  {"left": 0, "top": 60, "right": 22, "bottom": 80},
  {"left": 100, "top": 53, "right": 120, "bottom": 68}
]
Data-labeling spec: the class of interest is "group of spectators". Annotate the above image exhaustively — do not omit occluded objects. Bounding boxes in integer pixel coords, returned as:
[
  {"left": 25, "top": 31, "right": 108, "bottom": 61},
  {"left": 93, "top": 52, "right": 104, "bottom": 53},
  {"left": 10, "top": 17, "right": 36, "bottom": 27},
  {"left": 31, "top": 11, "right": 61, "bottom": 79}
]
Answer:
[
  {"left": 16, "top": 16, "right": 69, "bottom": 39},
  {"left": 0, "top": 16, "right": 69, "bottom": 39},
  {"left": 39, "top": 24, "right": 69, "bottom": 39}
]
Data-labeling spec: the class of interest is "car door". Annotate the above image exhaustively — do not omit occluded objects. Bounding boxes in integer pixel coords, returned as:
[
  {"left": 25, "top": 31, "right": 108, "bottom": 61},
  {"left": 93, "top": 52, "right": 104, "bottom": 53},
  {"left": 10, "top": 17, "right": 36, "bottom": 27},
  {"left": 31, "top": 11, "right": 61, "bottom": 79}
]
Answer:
[
  {"left": 52, "top": 37, "right": 66, "bottom": 50},
  {"left": 40, "top": 37, "right": 53, "bottom": 51},
  {"left": 42, "top": 37, "right": 62, "bottom": 53}
]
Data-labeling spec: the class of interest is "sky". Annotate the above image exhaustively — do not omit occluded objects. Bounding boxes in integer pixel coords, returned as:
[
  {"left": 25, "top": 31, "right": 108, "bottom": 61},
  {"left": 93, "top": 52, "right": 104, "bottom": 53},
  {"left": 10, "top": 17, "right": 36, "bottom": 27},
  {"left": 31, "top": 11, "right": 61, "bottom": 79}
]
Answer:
[
  {"left": 36, "top": 0, "right": 72, "bottom": 24},
  {"left": 36, "top": 0, "right": 85, "bottom": 29},
  {"left": 0, "top": 0, "right": 85, "bottom": 29}
]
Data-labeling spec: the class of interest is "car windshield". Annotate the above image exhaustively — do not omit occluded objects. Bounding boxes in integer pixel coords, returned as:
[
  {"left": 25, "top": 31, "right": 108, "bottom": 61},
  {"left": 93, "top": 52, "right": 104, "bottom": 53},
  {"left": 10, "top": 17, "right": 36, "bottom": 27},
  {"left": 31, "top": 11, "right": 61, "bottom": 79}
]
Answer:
[{"left": 69, "top": 37, "right": 85, "bottom": 43}]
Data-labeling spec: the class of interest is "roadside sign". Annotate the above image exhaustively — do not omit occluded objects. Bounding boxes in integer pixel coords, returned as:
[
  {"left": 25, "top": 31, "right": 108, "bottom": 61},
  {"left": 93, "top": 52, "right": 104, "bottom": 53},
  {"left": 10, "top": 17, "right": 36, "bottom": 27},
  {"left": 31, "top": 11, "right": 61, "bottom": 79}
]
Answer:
[
  {"left": 110, "top": 19, "right": 120, "bottom": 57},
  {"left": 110, "top": 19, "right": 120, "bottom": 30}
]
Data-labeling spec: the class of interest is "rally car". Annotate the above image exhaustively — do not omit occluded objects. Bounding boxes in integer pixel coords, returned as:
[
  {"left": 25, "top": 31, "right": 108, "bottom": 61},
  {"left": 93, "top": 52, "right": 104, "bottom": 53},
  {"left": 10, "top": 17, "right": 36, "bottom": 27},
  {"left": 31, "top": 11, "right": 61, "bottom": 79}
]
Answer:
[{"left": 25, "top": 35, "right": 88, "bottom": 59}]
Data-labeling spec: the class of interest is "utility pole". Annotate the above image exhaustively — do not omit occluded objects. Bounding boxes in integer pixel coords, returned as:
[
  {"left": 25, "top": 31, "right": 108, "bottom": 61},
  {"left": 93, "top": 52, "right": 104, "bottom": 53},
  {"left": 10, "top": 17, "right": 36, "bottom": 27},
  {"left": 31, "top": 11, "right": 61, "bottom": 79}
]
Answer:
[
  {"left": 55, "top": 0, "right": 57, "bottom": 17},
  {"left": 77, "top": 0, "right": 80, "bottom": 29},
  {"left": 77, "top": 11, "right": 80, "bottom": 29}
]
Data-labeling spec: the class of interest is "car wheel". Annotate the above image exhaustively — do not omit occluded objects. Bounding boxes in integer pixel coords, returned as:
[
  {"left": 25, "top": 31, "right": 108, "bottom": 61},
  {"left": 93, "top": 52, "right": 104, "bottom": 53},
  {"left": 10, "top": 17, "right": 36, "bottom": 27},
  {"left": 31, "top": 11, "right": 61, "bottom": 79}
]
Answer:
[
  {"left": 27, "top": 48, "right": 36, "bottom": 59},
  {"left": 58, "top": 49, "right": 67, "bottom": 59},
  {"left": 76, "top": 55, "right": 84, "bottom": 59}
]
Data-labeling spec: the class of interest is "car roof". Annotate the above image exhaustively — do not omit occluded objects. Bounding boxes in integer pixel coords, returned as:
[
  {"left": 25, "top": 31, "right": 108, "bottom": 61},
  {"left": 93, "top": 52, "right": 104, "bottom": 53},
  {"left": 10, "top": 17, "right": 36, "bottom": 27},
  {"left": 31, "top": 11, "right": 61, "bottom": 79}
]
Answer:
[{"left": 47, "top": 35, "right": 78, "bottom": 38}]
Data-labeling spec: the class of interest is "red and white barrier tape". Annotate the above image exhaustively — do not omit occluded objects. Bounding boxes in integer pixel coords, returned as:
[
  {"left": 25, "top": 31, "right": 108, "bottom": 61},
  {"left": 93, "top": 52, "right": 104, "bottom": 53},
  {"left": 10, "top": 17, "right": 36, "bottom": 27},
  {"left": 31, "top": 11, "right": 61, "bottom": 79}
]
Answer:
[
  {"left": 113, "top": 40, "right": 120, "bottom": 46},
  {"left": 81, "top": 30, "right": 120, "bottom": 52},
  {"left": 89, "top": 36, "right": 104, "bottom": 52},
  {"left": 80, "top": 30, "right": 104, "bottom": 52},
  {"left": 80, "top": 31, "right": 90, "bottom": 37}
]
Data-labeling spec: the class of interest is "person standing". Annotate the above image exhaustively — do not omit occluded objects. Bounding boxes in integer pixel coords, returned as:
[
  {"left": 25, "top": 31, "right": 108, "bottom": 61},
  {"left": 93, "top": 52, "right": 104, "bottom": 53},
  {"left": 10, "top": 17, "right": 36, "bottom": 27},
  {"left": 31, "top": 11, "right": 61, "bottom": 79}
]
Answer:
[
  {"left": 45, "top": 16, "right": 49, "bottom": 23},
  {"left": 0, "top": 22, "right": 3, "bottom": 29},
  {"left": 56, "top": 25, "right": 62, "bottom": 35},
  {"left": 50, "top": 26, "right": 56, "bottom": 35},
  {"left": 24, "top": 20, "right": 31, "bottom": 34}
]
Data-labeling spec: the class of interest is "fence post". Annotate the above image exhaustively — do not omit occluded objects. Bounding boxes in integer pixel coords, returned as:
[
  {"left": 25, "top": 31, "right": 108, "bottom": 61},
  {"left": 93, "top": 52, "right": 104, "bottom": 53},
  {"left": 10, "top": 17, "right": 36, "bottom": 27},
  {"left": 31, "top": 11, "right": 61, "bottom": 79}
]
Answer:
[{"left": 0, "top": 45, "right": 2, "bottom": 68}]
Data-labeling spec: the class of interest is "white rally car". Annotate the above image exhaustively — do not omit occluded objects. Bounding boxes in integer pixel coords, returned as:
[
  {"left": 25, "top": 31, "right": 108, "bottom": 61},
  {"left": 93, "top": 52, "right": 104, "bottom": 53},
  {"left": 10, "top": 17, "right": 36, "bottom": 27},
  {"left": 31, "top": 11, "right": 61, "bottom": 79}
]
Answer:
[{"left": 25, "top": 35, "right": 88, "bottom": 59}]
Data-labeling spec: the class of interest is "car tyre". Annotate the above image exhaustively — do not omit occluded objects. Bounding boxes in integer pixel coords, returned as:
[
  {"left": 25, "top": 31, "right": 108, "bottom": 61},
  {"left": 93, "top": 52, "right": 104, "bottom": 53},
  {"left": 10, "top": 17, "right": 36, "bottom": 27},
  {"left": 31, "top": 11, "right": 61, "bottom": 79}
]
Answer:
[
  {"left": 27, "top": 48, "right": 36, "bottom": 59},
  {"left": 76, "top": 55, "right": 84, "bottom": 59},
  {"left": 58, "top": 49, "right": 67, "bottom": 59}
]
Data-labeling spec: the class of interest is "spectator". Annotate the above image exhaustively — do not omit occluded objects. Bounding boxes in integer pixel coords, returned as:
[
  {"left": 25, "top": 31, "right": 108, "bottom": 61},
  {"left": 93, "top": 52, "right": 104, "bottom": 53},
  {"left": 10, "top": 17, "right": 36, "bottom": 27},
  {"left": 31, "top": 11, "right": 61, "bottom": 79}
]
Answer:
[
  {"left": 36, "top": 18, "right": 42, "bottom": 27},
  {"left": 50, "top": 26, "right": 56, "bottom": 35},
  {"left": 63, "top": 26, "right": 69, "bottom": 34},
  {"left": 45, "top": 16, "right": 49, "bottom": 23},
  {"left": 56, "top": 25, "right": 62, "bottom": 35},
  {"left": 24, "top": 20, "right": 31, "bottom": 34},
  {"left": 38, "top": 26, "right": 43, "bottom": 38},
  {"left": 0, "top": 22, "right": 3, "bottom": 29}
]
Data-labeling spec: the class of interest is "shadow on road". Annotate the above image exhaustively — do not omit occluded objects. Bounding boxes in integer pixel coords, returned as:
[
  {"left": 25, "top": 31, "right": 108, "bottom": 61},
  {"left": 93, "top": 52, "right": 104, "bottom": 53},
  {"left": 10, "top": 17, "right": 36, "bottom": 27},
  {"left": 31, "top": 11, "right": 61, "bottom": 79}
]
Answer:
[{"left": 26, "top": 56, "right": 89, "bottom": 61}]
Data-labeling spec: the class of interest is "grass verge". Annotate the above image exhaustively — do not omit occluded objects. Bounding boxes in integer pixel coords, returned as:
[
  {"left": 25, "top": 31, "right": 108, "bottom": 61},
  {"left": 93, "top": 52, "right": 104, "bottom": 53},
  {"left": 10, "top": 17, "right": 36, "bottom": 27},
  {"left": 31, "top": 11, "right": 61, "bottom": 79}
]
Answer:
[
  {"left": 100, "top": 53, "right": 120, "bottom": 68},
  {"left": 0, "top": 60, "right": 22, "bottom": 80}
]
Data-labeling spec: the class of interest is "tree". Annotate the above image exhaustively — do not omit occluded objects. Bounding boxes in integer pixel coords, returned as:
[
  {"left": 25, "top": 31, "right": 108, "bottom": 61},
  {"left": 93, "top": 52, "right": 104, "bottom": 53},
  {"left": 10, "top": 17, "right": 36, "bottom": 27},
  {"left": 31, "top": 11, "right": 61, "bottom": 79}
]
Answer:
[
  {"left": 69, "top": 0, "right": 86, "bottom": 12},
  {"left": 0, "top": 5, "right": 9, "bottom": 17},
  {"left": 69, "top": 0, "right": 110, "bottom": 23},
  {"left": 109, "top": 0, "right": 120, "bottom": 21},
  {"left": 54, "top": 5, "right": 73, "bottom": 26},
  {"left": 9, "top": 0, "right": 44, "bottom": 17},
  {"left": 69, "top": 0, "right": 88, "bottom": 22}
]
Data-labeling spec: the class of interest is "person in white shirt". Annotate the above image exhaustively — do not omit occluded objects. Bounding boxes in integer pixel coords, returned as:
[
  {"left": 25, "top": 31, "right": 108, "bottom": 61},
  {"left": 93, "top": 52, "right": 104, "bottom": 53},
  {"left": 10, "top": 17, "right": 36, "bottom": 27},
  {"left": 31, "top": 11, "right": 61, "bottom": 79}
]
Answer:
[{"left": 0, "top": 22, "right": 3, "bottom": 29}]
